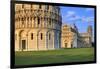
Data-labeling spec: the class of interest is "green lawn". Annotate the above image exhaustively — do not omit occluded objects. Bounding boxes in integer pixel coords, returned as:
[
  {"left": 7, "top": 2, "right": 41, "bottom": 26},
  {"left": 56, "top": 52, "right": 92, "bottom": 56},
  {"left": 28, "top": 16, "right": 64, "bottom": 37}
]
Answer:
[{"left": 15, "top": 48, "right": 94, "bottom": 66}]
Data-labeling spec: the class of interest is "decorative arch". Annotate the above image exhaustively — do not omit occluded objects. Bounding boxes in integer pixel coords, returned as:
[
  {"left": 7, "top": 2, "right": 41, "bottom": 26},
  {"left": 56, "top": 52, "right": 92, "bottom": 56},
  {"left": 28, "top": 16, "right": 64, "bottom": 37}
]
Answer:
[
  {"left": 46, "top": 29, "right": 55, "bottom": 49},
  {"left": 46, "top": 29, "right": 54, "bottom": 36},
  {"left": 19, "top": 30, "right": 24, "bottom": 37},
  {"left": 37, "top": 29, "right": 43, "bottom": 35},
  {"left": 18, "top": 30, "right": 28, "bottom": 51}
]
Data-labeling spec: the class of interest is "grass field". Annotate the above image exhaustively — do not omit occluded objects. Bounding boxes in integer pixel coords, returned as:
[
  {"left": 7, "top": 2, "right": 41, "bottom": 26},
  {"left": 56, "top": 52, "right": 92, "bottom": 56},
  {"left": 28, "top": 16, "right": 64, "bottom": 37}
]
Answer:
[{"left": 15, "top": 48, "right": 94, "bottom": 66}]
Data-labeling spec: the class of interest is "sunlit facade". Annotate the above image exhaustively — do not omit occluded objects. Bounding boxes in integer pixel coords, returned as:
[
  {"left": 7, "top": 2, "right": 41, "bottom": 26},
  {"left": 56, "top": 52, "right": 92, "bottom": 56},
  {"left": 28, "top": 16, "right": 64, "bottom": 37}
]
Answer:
[
  {"left": 15, "top": 4, "right": 62, "bottom": 51},
  {"left": 61, "top": 24, "right": 92, "bottom": 48}
]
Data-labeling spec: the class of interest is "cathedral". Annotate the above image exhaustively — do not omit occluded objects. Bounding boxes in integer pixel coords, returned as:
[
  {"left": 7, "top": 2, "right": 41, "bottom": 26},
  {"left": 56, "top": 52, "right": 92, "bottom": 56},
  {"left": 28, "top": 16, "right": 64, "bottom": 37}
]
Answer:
[
  {"left": 61, "top": 24, "right": 92, "bottom": 48},
  {"left": 15, "top": 4, "right": 62, "bottom": 51},
  {"left": 15, "top": 3, "right": 92, "bottom": 51}
]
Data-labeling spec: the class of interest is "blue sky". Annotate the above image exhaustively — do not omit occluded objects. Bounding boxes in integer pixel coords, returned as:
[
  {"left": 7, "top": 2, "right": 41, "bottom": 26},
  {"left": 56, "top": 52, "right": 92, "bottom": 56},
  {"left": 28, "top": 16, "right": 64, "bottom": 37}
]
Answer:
[{"left": 60, "top": 6, "right": 95, "bottom": 41}]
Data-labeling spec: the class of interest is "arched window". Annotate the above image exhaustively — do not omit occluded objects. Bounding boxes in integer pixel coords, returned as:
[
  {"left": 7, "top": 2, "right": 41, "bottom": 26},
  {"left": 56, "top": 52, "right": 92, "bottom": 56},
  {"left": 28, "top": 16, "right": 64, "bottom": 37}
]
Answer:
[
  {"left": 22, "top": 18, "right": 24, "bottom": 25},
  {"left": 49, "top": 19, "right": 51, "bottom": 25},
  {"left": 31, "top": 33, "right": 33, "bottom": 40},
  {"left": 41, "top": 33, "right": 43, "bottom": 40},
  {"left": 27, "top": 17, "right": 29, "bottom": 21}
]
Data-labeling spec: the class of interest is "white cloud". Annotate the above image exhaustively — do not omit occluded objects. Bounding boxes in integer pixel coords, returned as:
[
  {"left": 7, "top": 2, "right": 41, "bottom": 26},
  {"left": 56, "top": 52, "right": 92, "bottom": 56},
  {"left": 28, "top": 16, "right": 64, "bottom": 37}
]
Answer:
[
  {"left": 66, "top": 15, "right": 94, "bottom": 23},
  {"left": 66, "top": 11, "right": 76, "bottom": 18},
  {"left": 67, "top": 15, "right": 81, "bottom": 21},
  {"left": 64, "top": 10, "right": 94, "bottom": 23},
  {"left": 81, "top": 16, "right": 94, "bottom": 23},
  {"left": 86, "top": 8, "right": 94, "bottom": 11}
]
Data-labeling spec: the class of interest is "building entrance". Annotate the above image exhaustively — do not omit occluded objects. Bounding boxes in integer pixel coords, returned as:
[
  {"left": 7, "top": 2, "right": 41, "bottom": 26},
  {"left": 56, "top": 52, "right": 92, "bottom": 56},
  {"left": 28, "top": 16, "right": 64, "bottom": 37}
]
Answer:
[
  {"left": 22, "top": 40, "right": 26, "bottom": 51},
  {"left": 65, "top": 43, "right": 67, "bottom": 48}
]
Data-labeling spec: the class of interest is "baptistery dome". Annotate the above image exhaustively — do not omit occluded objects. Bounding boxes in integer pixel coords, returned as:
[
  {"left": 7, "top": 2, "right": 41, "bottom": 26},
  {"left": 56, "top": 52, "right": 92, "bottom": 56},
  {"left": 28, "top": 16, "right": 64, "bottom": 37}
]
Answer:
[{"left": 15, "top": 4, "right": 62, "bottom": 51}]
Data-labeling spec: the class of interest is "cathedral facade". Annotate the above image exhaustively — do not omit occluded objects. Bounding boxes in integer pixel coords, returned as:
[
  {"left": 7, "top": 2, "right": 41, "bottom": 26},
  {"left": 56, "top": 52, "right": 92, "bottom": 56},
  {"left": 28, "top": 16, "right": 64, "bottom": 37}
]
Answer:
[
  {"left": 15, "top": 4, "right": 62, "bottom": 51},
  {"left": 61, "top": 24, "right": 92, "bottom": 48}
]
